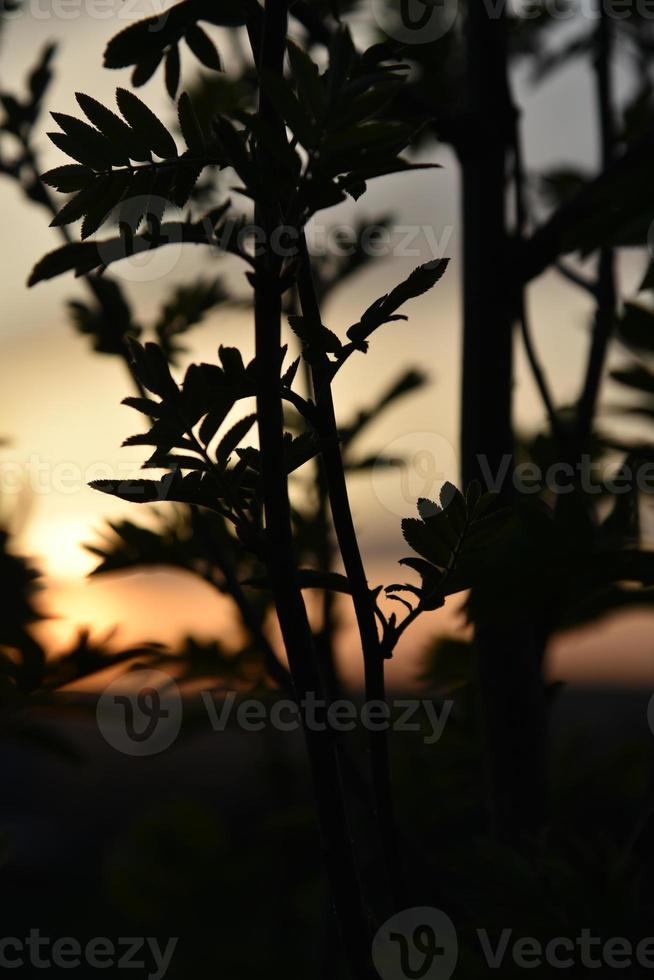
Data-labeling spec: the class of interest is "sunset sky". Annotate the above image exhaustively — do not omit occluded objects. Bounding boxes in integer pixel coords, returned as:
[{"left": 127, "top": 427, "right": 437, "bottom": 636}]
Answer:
[{"left": 0, "top": 5, "right": 652, "bottom": 685}]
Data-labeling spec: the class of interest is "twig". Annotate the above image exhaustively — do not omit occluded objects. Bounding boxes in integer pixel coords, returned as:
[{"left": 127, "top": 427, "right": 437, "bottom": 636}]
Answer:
[
  {"left": 297, "top": 231, "right": 403, "bottom": 911},
  {"left": 555, "top": 260, "right": 598, "bottom": 297},
  {"left": 575, "top": 9, "right": 617, "bottom": 453},
  {"left": 519, "top": 300, "right": 566, "bottom": 447},
  {"left": 511, "top": 102, "right": 564, "bottom": 448},
  {"left": 252, "top": 5, "right": 374, "bottom": 975}
]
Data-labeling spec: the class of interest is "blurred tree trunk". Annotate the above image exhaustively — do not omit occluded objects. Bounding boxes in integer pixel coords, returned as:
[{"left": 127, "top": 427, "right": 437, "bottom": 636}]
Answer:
[{"left": 457, "top": 1, "right": 547, "bottom": 846}]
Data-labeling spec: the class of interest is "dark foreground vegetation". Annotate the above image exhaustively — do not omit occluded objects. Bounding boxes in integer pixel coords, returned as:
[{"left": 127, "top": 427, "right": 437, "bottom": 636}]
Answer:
[{"left": 2, "top": 0, "right": 654, "bottom": 975}]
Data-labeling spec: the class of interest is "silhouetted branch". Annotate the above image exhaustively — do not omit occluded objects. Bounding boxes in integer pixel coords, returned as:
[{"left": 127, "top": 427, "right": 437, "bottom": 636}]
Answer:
[
  {"left": 297, "top": 230, "right": 403, "bottom": 911},
  {"left": 575, "top": 8, "right": 617, "bottom": 451},
  {"left": 251, "top": 7, "right": 374, "bottom": 975}
]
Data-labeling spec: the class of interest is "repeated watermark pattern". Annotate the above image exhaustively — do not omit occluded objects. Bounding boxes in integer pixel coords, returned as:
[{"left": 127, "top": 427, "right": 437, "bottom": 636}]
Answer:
[
  {"left": 371, "top": 445, "right": 654, "bottom": 516},
  {"left": 0, "top": 0, "right": 171, "bottom": 22},
  {"left": 97, "top": 669, "right": 183, "bottom": 756},
  {"left": 94, "top": 209, "right": 453, "bottom": 284},
  {"left": 96, "top": 669, "right": 453, "bottom": 756},
  {"left": 373, "top": 907, "right": 654, "bottom": 977},
  {"left": 372, "top": 431, "right": 460, "bottom": 518},
  {"left": 0, "top": 932, "right": 177, "bottom": 979},
  {"left": 4, "top": 450, "right": 654, "bottom": 502},
  {"left": 372, "top": 0, "right": 654, "bottom": 46},
  {"left": 3, "top": 0, "right": 654, "bottom": 26},
  {"left": 373, "top": 907, "right": 459, "bottom": 979}
]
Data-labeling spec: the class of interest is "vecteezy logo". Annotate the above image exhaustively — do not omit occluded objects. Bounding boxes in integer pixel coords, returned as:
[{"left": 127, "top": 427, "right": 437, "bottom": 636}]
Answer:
[
  {"left": 372, "top": 907, "right": 458, "bottom": 980},
  {"left": 97, "top": 669, "right": 182, "bottom": 756},
  {"left": 371, "top": 430, "right": 458, "bottom": 518},
  {"left": 371, "top": 0, "right": 458, "bottom": 44}
]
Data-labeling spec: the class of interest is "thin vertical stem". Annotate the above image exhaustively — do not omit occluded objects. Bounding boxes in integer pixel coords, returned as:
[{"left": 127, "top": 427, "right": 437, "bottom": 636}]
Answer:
[
  {"left": 512, "top": 114, "right": 566, "bottom": 451},
  {"left": 253, "top": 4, "right": 373, "bottom": 974},
  {"left": 297, "top": 231, "right": 403, "bottom": 911},
  {"left": 576, "top": 8, "right": 616, "bottom": 452}
]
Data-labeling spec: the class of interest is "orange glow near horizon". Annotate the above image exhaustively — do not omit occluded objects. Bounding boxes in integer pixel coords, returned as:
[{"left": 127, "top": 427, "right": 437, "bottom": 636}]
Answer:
[{"left": 1, "top": 12, "right": 653, "bottom": 693}]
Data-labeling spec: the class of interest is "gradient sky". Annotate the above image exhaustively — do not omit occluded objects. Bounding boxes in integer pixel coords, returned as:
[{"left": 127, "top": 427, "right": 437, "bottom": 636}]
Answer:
[{"left": 0, "top": 4, "right": 652, "bottom": 684}]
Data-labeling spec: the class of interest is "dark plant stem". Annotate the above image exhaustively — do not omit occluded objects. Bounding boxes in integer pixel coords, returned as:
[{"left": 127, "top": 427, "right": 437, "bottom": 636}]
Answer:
[
  {"left": 555, "top": 261, "right": 598, "bottom": 298},
  {"left": 297, "top": 231, "right": 402, "bottom": 912},
  {"left": 457, "top": 0, "right": 547, "bottom": 846},
  {"left": 295, "top": 306, "right": 341, "bottom": 700},
  {"left": 512, "top": 111, "right": 565, "bottom": 450},
  {"left": 253, "top": 3, "right": 373, "bottom": 974},
  {"left": 203, "top": 538, "right": 293, "bottom": 694},
  {"left": 519, "top": 300, "right": 562, "bottom": 446},
  {"left": 310, "top": 404, "right": 343, "bottom": 701},
  {"left": 576, "top": 8, "right": 616, "bottom": 454}
]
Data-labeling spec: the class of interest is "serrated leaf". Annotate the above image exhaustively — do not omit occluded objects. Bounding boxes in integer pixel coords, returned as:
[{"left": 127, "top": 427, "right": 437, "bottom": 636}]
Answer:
[
  {"left": 145, "top": 452, "right": 209, "bottom": 472},
  {"left": 116, "top": 88, "right": 178, "bottom": 159},
  {"left": 178, "top": 92, "right": 205, "bottom": 154},
  {"left": 90, "top": 475, "right": 176, "bottom": 503},
  {"left": 417, "top": 498, "right": 441, "bottom": 520},
  {"left": 47, "top": 130, "right": 107, "bottom": 170},
  {"left": 288, "top": 314, "right": 342, "bottom": 360},
  {"left": 170, "top": 162, "right": 203, "bottom": 209},
  {"left": 122, "top": 396, "right": 164, "bottom": 418},
  {"left": 75, "top": 92, "right": 151, "bottom": 163},
  {"left": 114, "top": 167, "right": 156, "bottom": 233},
  {"left": 219, "top": 345, "right": 245, "bottom": 375},
  {"left": 132, "top": 52, "right": 163, "bottom": 88},
  {"left": 104, "top": 5, "right": 193, "bottom": 68},
  {"left": 212, "top": 117, "right": 252, "bottom": 183},
  {"left": 91, "top": 469, "right": 221, "bottom": 510},
  {"left": 327, "top": 25, "right": 357, "bottom": 102},
  {"left": 28, "top": 42, "right": 56, "bottom": 107},
  {"left": 259, "top": 68, "right": 316, "bottom": 148},
  {"left": 28, "top": 241, "right": 100, "bottom": 285},
  {"left": 185, "top": 24, "right": 222, "bottom": 71},
  {"left": 281, "top": 355, "right": 300, "bottom": 388},
  {"left": 81, "top": 171, "right": 132, "bottom": 239},
  {"left": 51, "top": 111, "right": 127, "bottom": 168},
  {"left": 30, "top": 212, "right": 221, "bottom": 283},
  {"left": 398, "top": 556, "right": 442, "bottom": 585},
  {"left": 284, "top": 430, "right": 320, "bottom": 473},
  {"left": 129, "top": 340, "right": 177, "bottom": 398},
  {"left": 401, "top": 517, "right": 451, "bottom": 568},
  {"left": 287, "top": 40, "right": 326, "bottom": 123},
  {"left": 41, "top": 164, "right": 94, "bottom": 192},
  {"left": 216, "top": 414, "right": 256, "bottom": 467},
  {"left": 50, "top": 178, "right": 104, "bottom": 228},
  {"left": 347, "top": 258, "right": 449, "bottom": 347},
  {"left": 165, "top": 45, "right": 181, "bottom": 100},
  {"left": 199, "top": 403, "right": 232, "bottom": 447}
]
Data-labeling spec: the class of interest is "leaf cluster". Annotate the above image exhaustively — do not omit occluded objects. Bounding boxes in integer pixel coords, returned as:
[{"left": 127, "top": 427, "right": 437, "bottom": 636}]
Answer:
[
  {"left": 103, "top": 0, "right": 253, "bottom": 96},
  {"left": 90, "top": 341, "right": 320, "bottom": 557},
  {"left": 41, "top": 89, "right": 213, "bottom": 239},
  {"left": 388, "top": 482, "right": 511, "bottom": 611}
]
